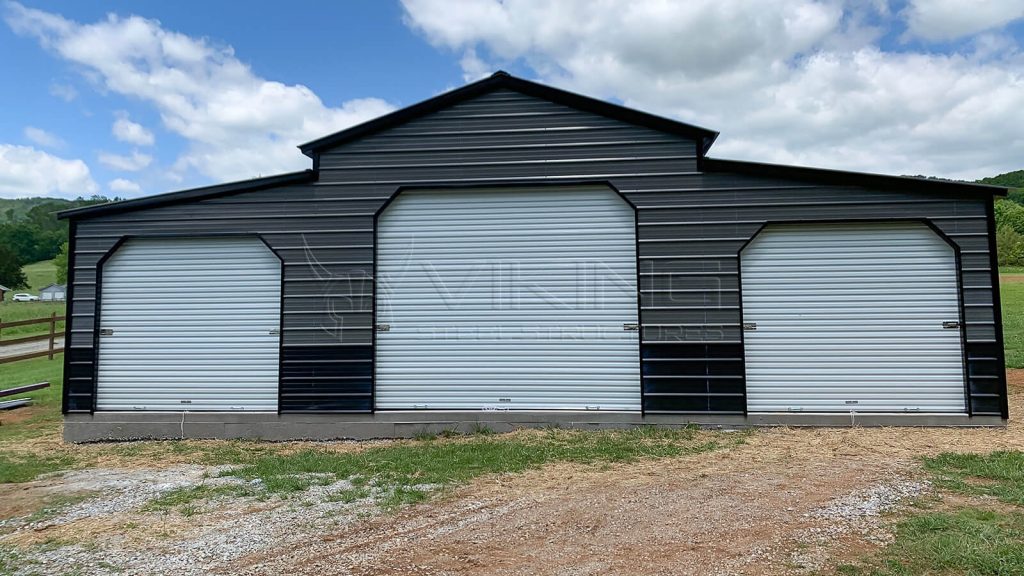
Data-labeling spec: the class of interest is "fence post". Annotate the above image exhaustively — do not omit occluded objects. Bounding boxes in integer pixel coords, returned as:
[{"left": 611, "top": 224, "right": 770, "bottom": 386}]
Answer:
[{"left": 48, "top": 312, "right": 56, "bottom": 360}]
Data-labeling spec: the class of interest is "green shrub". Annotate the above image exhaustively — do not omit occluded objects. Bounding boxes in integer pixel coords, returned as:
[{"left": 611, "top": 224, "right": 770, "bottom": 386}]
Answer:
[
  {"left": 996, "top": 225, "right": 1024, "bottom": 266},
  {"left": 995, "top": 198, "right": 1024, "bottom": 235}
]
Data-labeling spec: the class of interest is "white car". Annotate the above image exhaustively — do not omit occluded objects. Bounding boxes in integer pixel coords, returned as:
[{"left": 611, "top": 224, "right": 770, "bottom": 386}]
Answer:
[{"left": 12, "top": 293, "right": 39, "bottom": 302}]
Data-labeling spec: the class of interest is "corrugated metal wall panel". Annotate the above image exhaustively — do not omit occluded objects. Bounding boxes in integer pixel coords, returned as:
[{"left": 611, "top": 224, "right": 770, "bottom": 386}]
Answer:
[
  {"left": 741, "top": 223, "right": 966, "bottom": 413},
  {"left": 96, "top": 237, "right": 281, "bottom": 411},
  {"left": 63, "top": 86, "right": 1003, "bottom": 416},
  {"left": 375, "top": 187, "right": 641, "bottom": 410}
]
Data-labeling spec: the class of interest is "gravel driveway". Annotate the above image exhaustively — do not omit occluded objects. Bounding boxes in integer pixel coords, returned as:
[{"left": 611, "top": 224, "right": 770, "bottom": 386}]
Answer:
[
  {"left": 0, "top": 336, "right": 64, "bottom": 361},
  {"left": 1, "top": 377, "right": 1020, "bottom": 576}
]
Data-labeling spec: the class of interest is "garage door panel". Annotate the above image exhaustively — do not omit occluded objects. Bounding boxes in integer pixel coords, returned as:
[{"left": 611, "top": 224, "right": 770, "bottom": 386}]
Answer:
[
  {"left": 376, "top": 187, "right": 641, "bottom": 411},
  {"left": 741, "top": 223, "right": 966, "bottom": 413},
  {"left": 96, "top": 237, "right": 281, "bottom": 411}
]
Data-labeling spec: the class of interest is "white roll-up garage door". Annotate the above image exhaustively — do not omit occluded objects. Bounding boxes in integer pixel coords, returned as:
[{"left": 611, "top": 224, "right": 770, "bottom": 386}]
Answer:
[
  {"left": 741, "top": 222, "right": 966, "bottom": 413},
  {"left": 96, "top": 237, "right": 281, "bottom": 411},
  {"left": 376, "top": 187, "right": 640, "bottom": 411}
]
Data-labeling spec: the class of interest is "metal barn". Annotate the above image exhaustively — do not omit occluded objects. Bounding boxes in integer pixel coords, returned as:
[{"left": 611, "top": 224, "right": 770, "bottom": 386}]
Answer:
[
  {"left": 39, "top": 283, "right": 67, "bottom": 302},
  {"left": 59, "top": 72, "right": 1009, "bottom": 441}
]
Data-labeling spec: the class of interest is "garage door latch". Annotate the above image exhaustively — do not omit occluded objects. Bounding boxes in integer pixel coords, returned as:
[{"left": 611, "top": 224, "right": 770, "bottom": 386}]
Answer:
[
  {"left": 743, "top": 322, "right": 757, "bottom": 331},
  {"left": 99, "top": 329, "right": 113, "bottom": 336},
  {"left": 376, "top": 323, "right": 391, "bottom": 332},
  {"left": 623, "top": 323, "right": 639, "bottom": 331},
  {"left": 942, "top": 321, "right": 960, "bottom": 329}
]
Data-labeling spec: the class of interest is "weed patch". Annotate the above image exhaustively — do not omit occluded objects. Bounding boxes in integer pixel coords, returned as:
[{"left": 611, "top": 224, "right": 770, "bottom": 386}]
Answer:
[
  {"left": 221, "top": 426, "right": 729, "bottom": 507},
  {"left": 924, "top": 451, "right": 1024, "bottom": 505},
  {"left": 0, "top": 452, "right": 75, "bottom": 484},
  {"left": 836, "top": 508, "right": 1024, "bottom": 575}
]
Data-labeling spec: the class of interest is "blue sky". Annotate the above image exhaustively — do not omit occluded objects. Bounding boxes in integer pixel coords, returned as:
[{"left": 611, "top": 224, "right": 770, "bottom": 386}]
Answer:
[{"left": 2, "top": 1, "right": 1023, "bottom": 199}]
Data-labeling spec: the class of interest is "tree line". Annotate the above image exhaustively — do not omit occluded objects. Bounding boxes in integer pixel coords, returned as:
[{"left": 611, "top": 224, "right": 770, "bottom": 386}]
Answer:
[{"left": 0, "top": 196, "right": 114, "bottom": 290}]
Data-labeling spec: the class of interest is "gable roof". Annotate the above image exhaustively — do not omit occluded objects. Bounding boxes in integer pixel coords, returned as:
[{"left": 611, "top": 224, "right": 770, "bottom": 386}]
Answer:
[
  {"left": 39, "top": 283, "right": 66, "bottom": 291},
  {"left": 299, "top": 71, "right": 721, "bottom": 157}
]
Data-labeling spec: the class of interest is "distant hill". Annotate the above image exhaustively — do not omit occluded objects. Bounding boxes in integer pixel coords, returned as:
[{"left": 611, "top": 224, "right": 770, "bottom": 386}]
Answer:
[
  {"left": 0, "top": 197, "right": 78, "bottom": 222},
  {"left": 979, "top": 170, "right": 1024, "bottom": 190},
  {"left": 0, "top": 195, "right": 115, "bottom": 276}
]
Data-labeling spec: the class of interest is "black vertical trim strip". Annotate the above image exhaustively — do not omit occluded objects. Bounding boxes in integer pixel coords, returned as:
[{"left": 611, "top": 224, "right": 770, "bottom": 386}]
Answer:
[
  {"left": 61, "top": 219, "right": 77, "bottom": 414},
  {"left": 91, "top": 235, "right": 129, "bottom": 413},
  {"left": 371, "top": 197, "right": 380, "bottom": 413},
  {"left": 632, "top": 193, "right": 644, "bottom": 416},
  {"left": 985, "top": 197, "right": 1010, "bottom": 419},
  {"left": 737, "top": 223, "right": 767, "bottom": 417}
]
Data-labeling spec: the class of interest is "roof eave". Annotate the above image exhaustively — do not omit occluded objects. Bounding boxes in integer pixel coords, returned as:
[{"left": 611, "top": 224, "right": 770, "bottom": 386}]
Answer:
[
  {"left": 58, "top": 170, "right": 318, "bottom": 220},
  {"left": 704, "top": 158, "right": 1009, "bottom": 196}
]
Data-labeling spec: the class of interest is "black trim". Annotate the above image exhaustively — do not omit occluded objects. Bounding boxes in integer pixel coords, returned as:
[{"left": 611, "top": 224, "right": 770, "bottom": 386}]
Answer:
[
  {"left": 736, "top": 217, "right": 975, "bottom": 415},
  {"left": 300, "top": 71, "right": 719, "bottom": 159},
  {"left": 91, "top": 235, "right": 129, "bottom": 413},
  {"left": 985, "top": 197, "right": 1010, "bottom": 419},
  {"left": 61, "top": 219, "right": 78, "bottom": 413},
  {"left": 58, "top": 170, "right": 318, "bottom": 220},
  {"left": 705, "top": 158, "right": 1008, "bottom": 197}
]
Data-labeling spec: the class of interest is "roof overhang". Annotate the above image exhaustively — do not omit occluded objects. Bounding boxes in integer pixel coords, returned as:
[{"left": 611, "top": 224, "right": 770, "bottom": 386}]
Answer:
[
  {"left": 704, "top": 158, "right": 1008, "bottom": 197},
  {"left": 299, "top": 71, "right": 720, "bottom": 158},
  {"left": 58, "top": 170, "right": 318, "bottom": 220}
]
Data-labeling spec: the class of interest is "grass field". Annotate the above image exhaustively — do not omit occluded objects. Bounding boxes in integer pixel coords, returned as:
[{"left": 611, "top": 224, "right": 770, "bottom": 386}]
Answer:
[
  {"left": 1001, "top": 278, "right": 1023, "bottom": 368},
  {"left": 0, "top": 259, "right": 65, "bottom": 338},
  {"left": 1, "top": 259, "right": 57, "bottom": 302}
]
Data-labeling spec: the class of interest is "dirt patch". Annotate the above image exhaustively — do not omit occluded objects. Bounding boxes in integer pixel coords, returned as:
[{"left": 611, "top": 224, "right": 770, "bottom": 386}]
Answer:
[
  {"left": 223, "top": 381, "right": 1024, "bottom": 576},
  {"left": 1, "top": 376, "right": 1021, "bottom": 575},
  {"left": 1008, "top": 368, "right": 1024, "bottom": 388},
  {"left": 1000, "top": 274, "right": 1024, "bottom": 283},
  {"left": 0, "top": 404, "right": 46, "bottom": 427}
]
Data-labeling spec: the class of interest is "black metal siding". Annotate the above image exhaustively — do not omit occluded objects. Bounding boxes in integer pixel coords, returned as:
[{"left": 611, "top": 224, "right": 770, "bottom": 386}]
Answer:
[{"left": 63, "top": 87, "right": 1005, "bottom": 417}]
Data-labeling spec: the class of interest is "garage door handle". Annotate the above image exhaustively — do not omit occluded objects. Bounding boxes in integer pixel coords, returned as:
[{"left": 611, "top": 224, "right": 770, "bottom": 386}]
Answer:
[
  {"left": 269, "top": 329, "right": 280, "bottom": 335},
  {"left": 942, "top": 321, "right": 960, "bottom": 329},
  {"left": 623, "top": 323, "right": 639, "bottom": 331},
  {"left": 99, "top": 329, "right": 113, "bottom": 336}
]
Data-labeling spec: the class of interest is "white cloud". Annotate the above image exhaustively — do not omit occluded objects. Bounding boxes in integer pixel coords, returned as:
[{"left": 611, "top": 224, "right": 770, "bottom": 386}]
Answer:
[
  {"left": 5, "top": 3, "right": 395, "bottom": 184},
  {"left": 98, "top": 150, "right": 152, "bottom": 171},
  {"left": 23, "top": 126, "right": 64, "bottom": 148},
  {"left": 903, "top": 0, "right": 1024, "bottom": 42},
  {"left": 108, "top": 177, "right": 141, "bottom": 194},
  {"left": 402, "top": 0, "right": 1024, "bottom": 180},
  {"left": 112, "top": 112, "right": 155, "bottom": 146},
  {"left": 48, "top": 81, "right": 77, "bottom": 101},
  {"left": 0, "top": 144, "right": 98, "bottom": 198}
]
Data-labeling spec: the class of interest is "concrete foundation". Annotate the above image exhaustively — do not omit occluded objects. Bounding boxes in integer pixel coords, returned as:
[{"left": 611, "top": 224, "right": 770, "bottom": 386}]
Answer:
[{"left": 63, "top": 411, "right": 1006, "bottom": 442}]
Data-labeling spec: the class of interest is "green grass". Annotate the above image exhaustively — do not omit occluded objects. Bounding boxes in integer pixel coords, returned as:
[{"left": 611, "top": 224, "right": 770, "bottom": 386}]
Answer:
[
  {"left": 1, "top": 259, "right": 58, "bottom": 303},
  {"left": 1, "top": 259, "right": 65, "bottom": 338},
  {"left": 0, "top": 353, "right": 64, "bottom": 442},
  {"left": 0, "top": 452, "right": 75, "bottom": 483},
  {"left": 144, "top": 483, "right": 257, "bottom": 514},
  {"left": 836, "top": 509, "right": 1024, "bottom": 576},
  {"left": 836, "top": 451, "right": 1024, "bottom": 575},
  {"left": 0, "top": 301, "right": 65, "bottom": 340},
  {"left": 222, "top": 426, "right": 732, "bottom": 508},
  {"left": 924, "top": 451, "right": 1024, "bottom": 506},
  {"left": 1001, "top": 280, "right": 1024, "bottom": 368},
  {"left": 1000, "top": 265, "right": 1024, "bottom": 274},
  {"left": 22, "top": 260, "right": 57, "bottom": 293}
]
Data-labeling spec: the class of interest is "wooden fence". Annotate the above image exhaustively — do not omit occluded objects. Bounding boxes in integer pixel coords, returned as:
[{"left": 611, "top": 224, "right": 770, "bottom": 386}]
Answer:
[{"left": 0, "top": 313, "right": 65, "bottom": 364}]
